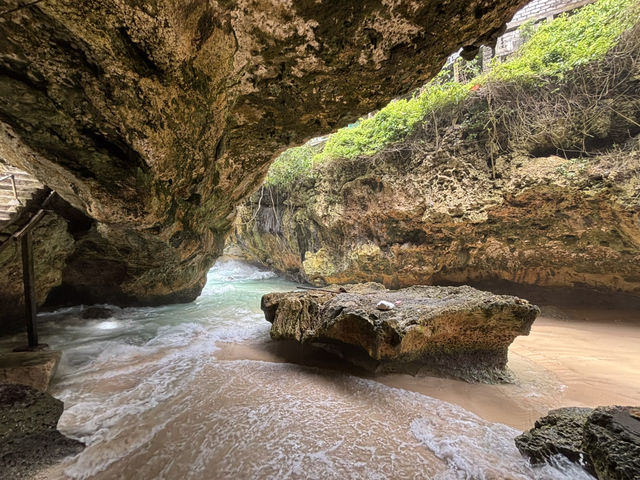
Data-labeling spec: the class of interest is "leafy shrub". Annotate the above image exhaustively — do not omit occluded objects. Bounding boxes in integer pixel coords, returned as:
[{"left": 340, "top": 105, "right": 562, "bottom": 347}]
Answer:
[
  {"left": 488, "top": 0, "right": 636, "bottom": 82},
  {"left": 317, "top": 79, "right": 469, "bottom": 161},
  {"left": 265, "top": 145, "right": 316, "bottom": 188}
]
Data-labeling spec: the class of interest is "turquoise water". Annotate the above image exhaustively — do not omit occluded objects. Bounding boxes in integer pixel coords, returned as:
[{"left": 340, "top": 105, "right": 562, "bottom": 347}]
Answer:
[{"left": 1, "top": 259, "right": 593, "bottom": 479}]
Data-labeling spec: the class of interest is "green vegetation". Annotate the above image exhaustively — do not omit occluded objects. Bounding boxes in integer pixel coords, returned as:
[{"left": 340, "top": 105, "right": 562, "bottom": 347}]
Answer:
[
  {"left": 319, "top": 81, "right": 469, "bottom": 160},
  {"left": 265, "top": 0, "right": 637, "bottom": 187},
  {"left": 489, "top": 0, "right": 636, "bottom": 82},
  {"left": 265, "top": 144, "right": 316, "bottom": 188}
]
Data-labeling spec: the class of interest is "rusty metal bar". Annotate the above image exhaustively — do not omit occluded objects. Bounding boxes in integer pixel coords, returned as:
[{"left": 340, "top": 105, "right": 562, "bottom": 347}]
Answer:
[{"left": 12, "top": 209, "right": 45, "bottom": 239}]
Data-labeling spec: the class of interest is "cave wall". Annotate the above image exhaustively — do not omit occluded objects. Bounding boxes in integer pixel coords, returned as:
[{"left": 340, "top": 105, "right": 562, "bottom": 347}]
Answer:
[
  {"left": 0, "top": 212, "right": 74, "bottom": 332},
  {"left": 0, "top": 0, "right": 528, "bottom": 311},
  {"left": 233, "top": 34, "right": 640, "bottom": 300}
]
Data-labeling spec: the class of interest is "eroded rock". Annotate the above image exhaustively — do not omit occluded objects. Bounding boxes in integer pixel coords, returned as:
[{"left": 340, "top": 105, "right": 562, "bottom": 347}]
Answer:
[
  {"left": 261, "top": 284, "right": 539, "bottom": 382},
  {"left": 0, "top": 384, "right": 84, "bottom": 479},
  {"left": 0, "top": 0, "right": 527, "bottom": 312},
  {"left": 81, "top": 306, "right": 115, "bottom": 320},
  {"left": 516, "top": 406, "right": 640, "bottom": 480},
  {"left": 583, "top": 406, "right": 640, "bottom": 480},
  {"left": 515, "top": 407, "right": 594, "bottom": 471}
]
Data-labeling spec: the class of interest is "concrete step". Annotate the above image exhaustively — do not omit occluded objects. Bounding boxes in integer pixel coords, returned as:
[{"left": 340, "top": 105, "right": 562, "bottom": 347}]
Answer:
[
  {"left": 0, "top": 195, "right": 24, "bottom": 203},
  {"left": 0, "top": 191, "right": 35, "bottom": 199},
  {"left": 0, "top": 351, "right": 62, "bottom": 392},
  {"left": 0, "top": 183, "right": 43, "bottom": 190},
  {"left": 0, "top": 165, "right": 47, "bottom": 227},
  {"left": 0, "top": 188, "right": 42, "bottom": 195}
]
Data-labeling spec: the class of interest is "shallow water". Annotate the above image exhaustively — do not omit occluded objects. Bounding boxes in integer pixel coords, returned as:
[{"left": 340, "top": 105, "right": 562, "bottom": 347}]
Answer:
[{"left": 3, "top": 259, "right": 634, "bottom": 479}]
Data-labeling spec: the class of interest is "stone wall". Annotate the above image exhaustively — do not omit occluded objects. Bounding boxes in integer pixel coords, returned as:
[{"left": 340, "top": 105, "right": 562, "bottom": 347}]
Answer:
[{"left": 493, "top": 0, "right": 596, "bottom": 59}]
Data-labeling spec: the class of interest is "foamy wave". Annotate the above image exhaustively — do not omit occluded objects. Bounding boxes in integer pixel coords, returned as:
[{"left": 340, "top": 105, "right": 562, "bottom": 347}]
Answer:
[
  {"left": 54, "top": 360, "right": 596, "bottom": 480},
  {"left": 410, "top": 414, "right": 595, "bottom": 480},
  {"left": 206, "top": 258, "right": 277, "bottom": 283}
]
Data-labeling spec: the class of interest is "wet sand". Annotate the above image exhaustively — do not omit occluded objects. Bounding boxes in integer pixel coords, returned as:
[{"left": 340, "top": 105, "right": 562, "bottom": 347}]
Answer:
[
  {"left": 15, "top": 260, "right": 619, "bottom": 479},
  {"left": 215, "top": 307, "right": 640, "bottom": 430}
]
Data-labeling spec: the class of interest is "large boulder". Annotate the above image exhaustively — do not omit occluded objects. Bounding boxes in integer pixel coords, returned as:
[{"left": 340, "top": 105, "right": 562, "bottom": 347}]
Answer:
[
  {"left": 583, "top": 406, "right": 640, "bottom": 480},
  {"left": 0, "top": 0, "right": 527, "bottom": 315},
  {"left": 516, "top": 406, "right": 640, "bottom": 480},
  {"left": 514, "top": 407, "right": 595, "bottom": 472},
  {"left": 0, "top": 383, "right": 84, "bottom": 479},
  {"left": 261, "top": 283, "right": 539, "bottom": 382}
]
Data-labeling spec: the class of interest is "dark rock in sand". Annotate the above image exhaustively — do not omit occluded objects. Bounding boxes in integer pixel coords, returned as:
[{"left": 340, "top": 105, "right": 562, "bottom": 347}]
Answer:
[
  {"left": 261, "top": 283, "right": 539, "bottom": 382},
  {"left": 81, "top": 306, "right": 115, "bottom": 320},
  {"left": 0, "top": 384, "right": 84, "bottom": 479},
  {"left": 515, "top": 407, "right": 594, "bottom": 471},
  {"left": 583, "top": 406, "right": 640, "bottom": 480},
  {"left": 516, "top": 406, "right": 640, "bottom": 480}
]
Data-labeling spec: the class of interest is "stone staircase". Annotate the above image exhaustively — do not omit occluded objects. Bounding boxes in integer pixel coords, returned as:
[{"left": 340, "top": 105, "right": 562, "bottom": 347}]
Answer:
[{"left": 0, "top": 163, "right": 47, "bottom": 242}]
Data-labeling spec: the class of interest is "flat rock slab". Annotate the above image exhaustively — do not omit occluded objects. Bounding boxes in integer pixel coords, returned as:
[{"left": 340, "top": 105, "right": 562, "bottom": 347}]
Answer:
[
  {"left": 0, "top": 384, "right": 84, "bottom": 479},
  {"left": 262, "top": 283, "right": 539, "bottom": 382},
  {"left": 0, "top": 351, "right": 61, "bottom": 392}
]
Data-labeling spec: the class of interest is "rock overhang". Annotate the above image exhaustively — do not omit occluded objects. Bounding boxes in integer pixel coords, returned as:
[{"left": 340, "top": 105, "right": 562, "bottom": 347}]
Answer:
[{"left": 0, "top": 0, "right": 528, "bottom": 312}]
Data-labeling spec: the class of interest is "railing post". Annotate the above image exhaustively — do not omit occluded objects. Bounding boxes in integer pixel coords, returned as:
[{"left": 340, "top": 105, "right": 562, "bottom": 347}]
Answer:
[
  {"left": 21, "top": 230, "right": 38, "bottom": 347},
  {"left": 10, "top": 174, "right": 20, "bottom": 204}
]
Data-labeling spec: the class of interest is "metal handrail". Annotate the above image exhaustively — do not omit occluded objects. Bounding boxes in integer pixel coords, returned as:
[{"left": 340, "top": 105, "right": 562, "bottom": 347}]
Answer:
[{"left": 0, "top": 173, "right": 20, "bottom": 204}]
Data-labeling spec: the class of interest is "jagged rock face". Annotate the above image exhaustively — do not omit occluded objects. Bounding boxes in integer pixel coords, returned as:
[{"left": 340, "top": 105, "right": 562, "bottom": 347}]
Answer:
[
  {"left": 515, "top": 407, "right": 595, "bottom": 471},
  {"left": 0, "top": 212, "right": 74, "bottom": 331},
  {"left": 233, "top": 38, "right": 640, "bottom": 298},
  {"left": 516, "top": 406, "right": 640, "bottom": 480},
  {"left": 0, "top": 0, "right": 527, "bottom": 307},
  {"left": 261, "top": 283, "right": 539, "bottom": 382},
  {"left": 236, "top": 149, "right": 640, "bottom": 296},
  {"left": 583, "top": 406, "right": 640, "bottom": 480}
]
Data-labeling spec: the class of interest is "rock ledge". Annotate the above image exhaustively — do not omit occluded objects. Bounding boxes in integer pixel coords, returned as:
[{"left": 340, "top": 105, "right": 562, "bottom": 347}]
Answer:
[{"left": 0, "top": 384, "right": 84, "bottom": 479}]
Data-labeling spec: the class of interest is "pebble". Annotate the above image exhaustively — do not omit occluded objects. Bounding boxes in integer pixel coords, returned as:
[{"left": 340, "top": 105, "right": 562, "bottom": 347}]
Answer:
[{"left": 376, "top": 300, "right": 395, "bottom": 311}]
